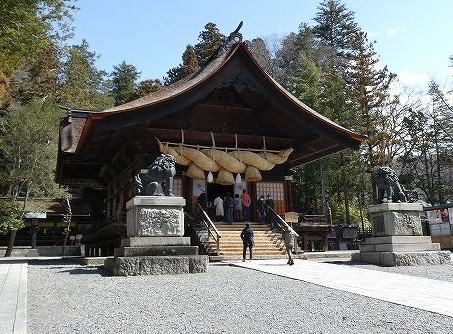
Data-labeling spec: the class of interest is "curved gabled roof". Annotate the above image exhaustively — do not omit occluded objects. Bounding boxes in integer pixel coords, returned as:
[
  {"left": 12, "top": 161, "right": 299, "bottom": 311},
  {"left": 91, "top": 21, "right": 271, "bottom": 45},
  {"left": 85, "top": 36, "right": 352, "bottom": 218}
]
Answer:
[
  {"left": 74, "top": 43, "right": 364, "bottom": 154},
  {"left": 57, "top": 42, "right": 366, "bottom": 185}
]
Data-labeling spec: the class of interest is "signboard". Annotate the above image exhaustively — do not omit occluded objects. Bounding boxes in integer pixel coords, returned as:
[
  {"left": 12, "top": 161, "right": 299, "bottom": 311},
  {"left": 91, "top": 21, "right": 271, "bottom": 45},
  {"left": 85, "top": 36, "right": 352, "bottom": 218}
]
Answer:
[{"left": 25, "top": 212, "right": 47, "bottom": 219}]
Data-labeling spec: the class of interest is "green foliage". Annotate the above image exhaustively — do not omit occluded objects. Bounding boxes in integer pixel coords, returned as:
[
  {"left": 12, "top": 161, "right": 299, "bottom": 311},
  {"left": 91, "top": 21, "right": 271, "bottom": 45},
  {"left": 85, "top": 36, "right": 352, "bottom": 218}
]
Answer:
[
  {"left": 249, "top": 38, "right": 273, "bottom": 73},
  {"left": 182, "top": 45, "right": 198, "bottom": 75},
  {"left": 274, "top": 32, "right": 302, "bottom": 87},
  {"left": 0, "top": 0, "right": 76, "bottom": 105},
  {"left": 111, "top": 61, "right": 141, "bottom": 106},
  {"left": 193, "top": 23, "right": 224, "bottom": 66},
  {"left": 135, "top": 79, "right": 162, "bottom": 98},
  {"left": 291, "top": 164, "right": 323, "bottom": 214},
  {"left": 164, "top": 45, "right": 198, "bottom": 85},
  {"left": 0, "top": 198, "right": 24, "bottom": 232},
  {"left": 312, "top": 0, "right": 359, "bottom": 57},
  {"left": 398, "top": 83, "right": 453, "bottom": 204},
  {"left": 348, "top": 31, "right": 396, "bottom": 178},
  {"left": 165, "top": 23, "right": 222, "bottom": 85},
  {"left": 0, "top": 98, "right": 67, "bottom": 198},
  {"left": 164, "top": 66, "right": 184, "bottom": 86},
  {"left": 288, "top": 51, "right": 323, "bottom": 110},
  {"left": 331, "top": 199, "right": 369, "bottom": 228},
  {"left": 9, "top": 44, "right": 62, "bottom": 106},
  {"left": 58, "top": 39, "right": 114, "bottom": 110}
]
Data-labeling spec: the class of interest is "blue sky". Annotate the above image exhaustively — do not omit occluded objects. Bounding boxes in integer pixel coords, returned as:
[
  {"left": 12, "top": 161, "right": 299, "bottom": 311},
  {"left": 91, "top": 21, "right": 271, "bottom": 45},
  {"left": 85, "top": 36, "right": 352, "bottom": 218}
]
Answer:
[{"left": 71, "top": 0, "right": 453, "bottom": 90}]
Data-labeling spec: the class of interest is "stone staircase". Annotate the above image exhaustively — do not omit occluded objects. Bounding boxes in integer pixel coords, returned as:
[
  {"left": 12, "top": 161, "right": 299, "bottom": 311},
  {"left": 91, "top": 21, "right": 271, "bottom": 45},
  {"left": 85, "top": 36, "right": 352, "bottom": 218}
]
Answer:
[{"left": 194, "top": 222, "right": 287, "bottom": 260}]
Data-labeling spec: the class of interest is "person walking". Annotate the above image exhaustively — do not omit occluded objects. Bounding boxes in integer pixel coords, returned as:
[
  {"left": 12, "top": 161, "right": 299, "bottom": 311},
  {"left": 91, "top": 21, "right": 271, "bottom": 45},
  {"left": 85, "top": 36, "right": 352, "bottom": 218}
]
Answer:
[
  {"left": 241, "top": 189, "right": 251, "bottom": 222},
  {"left": 233, "top": 193, "right": 243, "bottom": 222},
  {"left": 283, "top": 227, "right": 297, "bottom": 265},
  {"left": 257, "top": 195, "right": 266, "bottom": 224},
  {"left": 240, "top": 223, "right": 254, "bottom": 261}
]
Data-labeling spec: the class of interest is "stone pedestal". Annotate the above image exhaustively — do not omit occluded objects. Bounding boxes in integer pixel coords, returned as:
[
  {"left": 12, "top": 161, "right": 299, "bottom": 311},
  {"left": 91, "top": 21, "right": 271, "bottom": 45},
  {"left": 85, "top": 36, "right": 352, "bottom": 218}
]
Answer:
[
  {"left": 352, "top": 203, "right": 451, "bottom": 266},
  {"left": 104, "top": 196, "right": 208, "bottom": 276}
]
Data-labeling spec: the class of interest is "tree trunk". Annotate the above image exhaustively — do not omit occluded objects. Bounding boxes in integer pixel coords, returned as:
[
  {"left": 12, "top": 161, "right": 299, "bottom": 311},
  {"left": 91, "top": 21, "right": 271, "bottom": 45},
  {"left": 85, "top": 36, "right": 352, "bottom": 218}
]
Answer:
[{"left": 4, "top": 229, "right": 17, "bottom": 257}]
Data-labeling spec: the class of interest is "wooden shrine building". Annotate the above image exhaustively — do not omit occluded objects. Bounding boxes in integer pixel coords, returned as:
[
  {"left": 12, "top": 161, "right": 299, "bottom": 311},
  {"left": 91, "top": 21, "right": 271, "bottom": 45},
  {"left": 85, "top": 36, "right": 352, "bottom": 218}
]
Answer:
[{"left": 56, "top": 35, "right": 365, "bottom": 255}]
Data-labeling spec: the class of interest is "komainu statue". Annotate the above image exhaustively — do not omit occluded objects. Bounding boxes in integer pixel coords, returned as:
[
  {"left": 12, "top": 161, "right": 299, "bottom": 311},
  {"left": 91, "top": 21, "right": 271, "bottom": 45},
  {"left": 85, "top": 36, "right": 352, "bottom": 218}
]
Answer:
[
  {"left": 375, "top": 166, "right": 407, "bottom": 204},
  {"left": 134, "top": 154, "right": 176, "bottom": 196}
]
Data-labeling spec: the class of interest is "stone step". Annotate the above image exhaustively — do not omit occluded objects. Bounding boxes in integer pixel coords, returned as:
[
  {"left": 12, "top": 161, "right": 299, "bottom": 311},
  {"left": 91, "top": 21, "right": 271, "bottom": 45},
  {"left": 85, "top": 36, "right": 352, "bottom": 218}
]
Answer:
[{"left": 196, "top": 222, "right": 286, "bottom": 257}]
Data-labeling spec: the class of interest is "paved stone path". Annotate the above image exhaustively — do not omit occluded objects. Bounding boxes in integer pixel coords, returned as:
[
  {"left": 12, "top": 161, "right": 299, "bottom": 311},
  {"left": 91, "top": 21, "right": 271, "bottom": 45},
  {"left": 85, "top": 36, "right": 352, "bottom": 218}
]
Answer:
[
  {"left": 0, "top": 262, "right": 27, "bottom": 334},
  {"left": 232, "top": 259, "right": 453, "bottom": 318}
]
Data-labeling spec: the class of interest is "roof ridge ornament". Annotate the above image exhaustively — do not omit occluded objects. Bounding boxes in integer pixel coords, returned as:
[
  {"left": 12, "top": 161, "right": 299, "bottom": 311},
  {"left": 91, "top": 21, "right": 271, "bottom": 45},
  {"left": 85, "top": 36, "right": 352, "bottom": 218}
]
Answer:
[{"left": 217, "top": 21, "right": 243, "bottom": 57}]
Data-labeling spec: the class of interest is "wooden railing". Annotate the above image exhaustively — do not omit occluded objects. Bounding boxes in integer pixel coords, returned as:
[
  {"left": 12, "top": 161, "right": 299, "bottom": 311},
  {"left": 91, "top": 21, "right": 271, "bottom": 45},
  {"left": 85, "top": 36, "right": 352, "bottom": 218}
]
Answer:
[{"left": 196, "top": 203, "right": 222, "bottom": 255}]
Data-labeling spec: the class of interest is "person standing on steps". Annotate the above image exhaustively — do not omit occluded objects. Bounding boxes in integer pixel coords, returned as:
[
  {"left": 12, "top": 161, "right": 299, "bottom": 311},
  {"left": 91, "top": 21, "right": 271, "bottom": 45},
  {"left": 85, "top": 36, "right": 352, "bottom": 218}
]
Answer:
[
  {"left": 241, "top": 223, "right": 254, "bottom": 261},
  {"left": 257, "top": 195, "right": 266, "bottom": 224},
  {"left": 213, "top": 195, "right": 224, "bottom": 222},
  {"left": 196, "top": 188, "right": 207, "bottom": 226},
  {"left": 241, "top": 189, "right": 251, "bottom": 222},
  {"left": 224, "top": 192, "right": 234, "bottom": 224},
  {"left": 233, "top": 193, "right": 243, "bottom": 222},
  {"left": 265, "top": 194, "right": 275, "bottom": 223},
  {"left": 197, "top": 188, "right": 207, "bottom": 210}
]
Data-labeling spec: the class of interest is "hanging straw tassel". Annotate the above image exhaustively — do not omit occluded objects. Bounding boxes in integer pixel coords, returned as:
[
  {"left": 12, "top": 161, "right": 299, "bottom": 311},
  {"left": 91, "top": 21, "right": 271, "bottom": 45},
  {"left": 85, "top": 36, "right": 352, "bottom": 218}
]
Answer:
[
  {"left": 216, "top": 168, "right": 235, "bottom": 185},
  {"left": 186, "top": 163, "right": 205, "bottom": 179},
  {"left": 245, "top": 165, "right": 262, "bottom": 182}
]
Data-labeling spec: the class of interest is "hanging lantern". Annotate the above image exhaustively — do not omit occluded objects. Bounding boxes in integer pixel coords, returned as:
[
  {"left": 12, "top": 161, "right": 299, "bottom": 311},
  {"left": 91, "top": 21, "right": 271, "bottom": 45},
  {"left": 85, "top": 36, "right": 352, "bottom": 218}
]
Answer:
[
  {"left": 235, "top": 173, "right": 242, "bottom": 184},
  {"left": 207, "top": 171, "right": 214, "bottom": 183}
]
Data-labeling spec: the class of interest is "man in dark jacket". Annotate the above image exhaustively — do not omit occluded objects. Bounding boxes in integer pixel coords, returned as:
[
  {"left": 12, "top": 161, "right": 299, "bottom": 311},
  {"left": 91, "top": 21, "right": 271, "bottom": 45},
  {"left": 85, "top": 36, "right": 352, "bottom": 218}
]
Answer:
[
  {"left": 240, "top": 223, "right": 254, "bottom": 261},
  {"left": 224, "top": 192, "right": 234, "bottom": 224},
  {"left": 265, "top": 194, "right": 275, "bottom": 223}
]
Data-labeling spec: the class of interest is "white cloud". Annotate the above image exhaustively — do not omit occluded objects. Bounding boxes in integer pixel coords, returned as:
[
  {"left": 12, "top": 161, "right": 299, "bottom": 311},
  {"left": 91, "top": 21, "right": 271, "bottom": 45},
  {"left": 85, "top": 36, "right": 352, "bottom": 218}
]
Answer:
[
  {"left": 385, "top": 27, "right": 400, "bottom": 37},
  {"left": 396, "top": 71, "right": 430, "bottom": 87}
]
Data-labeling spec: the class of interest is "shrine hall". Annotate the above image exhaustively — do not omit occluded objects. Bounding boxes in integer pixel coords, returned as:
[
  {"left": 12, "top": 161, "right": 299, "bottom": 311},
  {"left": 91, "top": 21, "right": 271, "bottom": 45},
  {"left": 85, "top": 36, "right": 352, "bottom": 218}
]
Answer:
[{"left": 55, "top": 33, "right": 365, "bottom": 257}]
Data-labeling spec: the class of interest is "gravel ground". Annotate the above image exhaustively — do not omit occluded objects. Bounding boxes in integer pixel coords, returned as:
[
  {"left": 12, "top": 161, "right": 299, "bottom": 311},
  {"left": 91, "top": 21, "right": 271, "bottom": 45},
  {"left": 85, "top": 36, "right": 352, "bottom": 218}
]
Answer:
[{"left": 27, "top": 259, "right": 453, "bottom": 334}]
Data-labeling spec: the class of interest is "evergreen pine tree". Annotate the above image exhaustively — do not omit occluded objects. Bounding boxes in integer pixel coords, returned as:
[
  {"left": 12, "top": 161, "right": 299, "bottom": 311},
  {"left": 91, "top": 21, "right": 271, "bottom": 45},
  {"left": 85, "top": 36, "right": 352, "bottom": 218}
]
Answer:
[
  {"left": 312, "top": 0, "right": 359, "bottom": 57},
  {"left": 58, "top": 40, "right": 113, "bottom": 110},
  {"left": 135, "top": 79, "right": 162, "bottom": 98},
  {"left": 193, "top": 23, "right": 225, "bottom": 66},
  {"left": 111, "top": 61, "right": 141, "bottom": 106},
  {"left": 164, "top": 45, "right": 199, "bottom": 85}
]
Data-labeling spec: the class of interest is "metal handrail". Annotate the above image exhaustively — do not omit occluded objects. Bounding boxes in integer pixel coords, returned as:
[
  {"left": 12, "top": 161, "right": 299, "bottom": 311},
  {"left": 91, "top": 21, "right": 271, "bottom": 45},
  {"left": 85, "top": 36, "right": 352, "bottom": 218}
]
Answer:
[
  {"left": 266, "top": 206, "right": 299, "bottom": 237},
  {"left": 196, "top": 203, "right": 222, "bottom": 255},
  {"left": 267, "top": 206, "right": 300, "bottom": 253}
]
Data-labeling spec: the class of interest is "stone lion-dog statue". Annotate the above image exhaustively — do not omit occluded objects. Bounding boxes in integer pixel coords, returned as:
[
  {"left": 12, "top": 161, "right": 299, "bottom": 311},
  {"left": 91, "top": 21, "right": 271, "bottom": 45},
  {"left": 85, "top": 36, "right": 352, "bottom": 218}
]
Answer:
[
  {"left": 134, "top": 154, "right": 176, "bottom": 196},
  {"left": 375, "top": 166, "right": 407, "bottom": 204}
]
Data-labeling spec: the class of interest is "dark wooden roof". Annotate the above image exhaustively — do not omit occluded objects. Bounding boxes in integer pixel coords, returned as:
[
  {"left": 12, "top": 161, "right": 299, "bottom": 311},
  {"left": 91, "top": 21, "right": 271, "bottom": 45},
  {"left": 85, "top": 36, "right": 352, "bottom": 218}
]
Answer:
[{"left": 56, "top": 42, "right": 365, "bottom": 186}]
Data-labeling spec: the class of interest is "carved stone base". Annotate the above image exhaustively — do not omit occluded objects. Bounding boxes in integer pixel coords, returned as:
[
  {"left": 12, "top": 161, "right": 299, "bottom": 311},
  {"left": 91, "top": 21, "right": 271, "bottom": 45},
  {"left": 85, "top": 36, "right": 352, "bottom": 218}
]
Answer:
[
  {"left": 114, "top": 245, "right": 199, "bottom": 257},
  {"left": 352, "top": 251, "right": 451, "bottom": 266},
  {"left": 121, "top": 236, "right": 191, "bottom": 247},
  {"left": 368, "top": 203, "right": 423, "bottom": 236},
  {"left": 353, "top": 203, "right": 451, "bottom": 266},
  {"left": 104, "top": 196, "right": 208, "bottom": 276},
  {"left": 126, "top": 196, "right": 186, "bottom": 237},
  {"left": 104, "top": 255, "right": 208, "bottom": 276}
]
